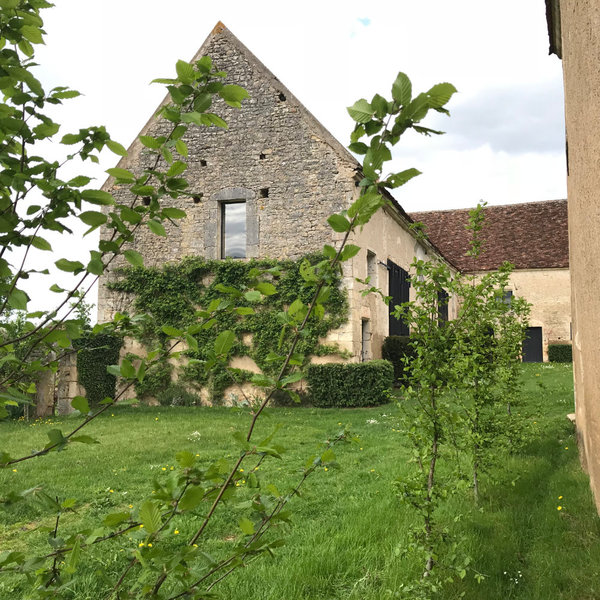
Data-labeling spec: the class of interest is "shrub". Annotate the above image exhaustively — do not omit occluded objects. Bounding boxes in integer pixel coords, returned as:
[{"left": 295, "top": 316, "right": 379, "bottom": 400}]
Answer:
[
  {"left": 548, "top": 343, "right": 573, "bottom": 363},
  {"left": 75, "top": 333, "right": 123, "bottom": 407},
  {"left": 156, "top": 383, "right": 201, "bottom": 406},
  {"left": 381, "top": 335, "right": 415, "bottom": 385},
  {"left": 307, "top": 360, "right": 393, "bottom": 407}
]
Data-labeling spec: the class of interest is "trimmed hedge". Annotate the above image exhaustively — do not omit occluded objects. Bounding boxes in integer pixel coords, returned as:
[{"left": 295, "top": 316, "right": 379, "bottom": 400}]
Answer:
[
  {"left": 381, "top": 335, "right": 415, "bottom": 385},
  {"left": 74, "top": 333, "right": 122, "bottom": 407},
  {"left": 548, "top": 343, "right": 573, "bottom": 363},
  {"left": 307, "top": 360, "right": 393, "bottom": 407}
]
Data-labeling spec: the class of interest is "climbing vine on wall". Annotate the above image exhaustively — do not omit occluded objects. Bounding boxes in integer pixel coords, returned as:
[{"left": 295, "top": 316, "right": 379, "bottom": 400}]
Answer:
[{"left": 108, "top": 253, "right": 348, "bottom": 401}]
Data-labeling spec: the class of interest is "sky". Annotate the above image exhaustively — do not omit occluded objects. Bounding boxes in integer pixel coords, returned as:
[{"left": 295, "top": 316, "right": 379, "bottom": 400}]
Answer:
[{"left": 19, "top": 0, "right": 567, "bottom": 312}]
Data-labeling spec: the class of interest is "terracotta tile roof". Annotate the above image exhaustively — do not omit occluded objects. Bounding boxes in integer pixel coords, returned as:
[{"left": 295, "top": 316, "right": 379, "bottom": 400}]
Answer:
[{"left": 409, "top": 200, "right": 569, "bottom": 272}]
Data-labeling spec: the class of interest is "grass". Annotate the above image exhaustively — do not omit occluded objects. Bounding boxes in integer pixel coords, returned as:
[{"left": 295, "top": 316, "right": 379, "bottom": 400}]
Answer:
[{"left": 1, "top": 363, "right": 599, "bottom": 598}]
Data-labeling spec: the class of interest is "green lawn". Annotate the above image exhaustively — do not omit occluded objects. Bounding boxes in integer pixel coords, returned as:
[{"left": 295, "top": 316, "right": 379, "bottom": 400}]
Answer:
[{"left": 1, "top": 363, "right": 599, "bottom": 598}]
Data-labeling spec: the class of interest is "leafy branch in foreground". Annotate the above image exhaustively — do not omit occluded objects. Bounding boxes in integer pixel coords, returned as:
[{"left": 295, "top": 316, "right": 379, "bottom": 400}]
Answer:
[{"left": 0, "top": 3, "right": 456, "bottom": 596}]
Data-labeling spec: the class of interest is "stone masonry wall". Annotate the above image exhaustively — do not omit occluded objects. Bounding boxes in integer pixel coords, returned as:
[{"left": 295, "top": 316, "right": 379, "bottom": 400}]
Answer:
[{"left": 98, "top": 25, "right": 357, "bottom": 323}]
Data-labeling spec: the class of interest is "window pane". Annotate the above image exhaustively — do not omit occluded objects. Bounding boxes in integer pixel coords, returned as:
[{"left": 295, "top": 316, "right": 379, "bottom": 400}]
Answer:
[{"left": 222, "top": 202, "right": 246, "bottom": 258}]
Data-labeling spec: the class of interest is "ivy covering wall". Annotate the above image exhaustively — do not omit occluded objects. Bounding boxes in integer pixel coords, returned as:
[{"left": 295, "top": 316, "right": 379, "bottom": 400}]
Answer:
[
  {"left": 108, "top": 254, "right": 349, "bottom": 402},
  {"left": 74, "top": 333, "right": 123, "bottom": 407}
]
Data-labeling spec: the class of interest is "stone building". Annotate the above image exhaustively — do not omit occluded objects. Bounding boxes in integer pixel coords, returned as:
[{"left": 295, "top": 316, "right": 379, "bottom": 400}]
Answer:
[
  {"left": 411, "top": 200, "right": 570, "bottom": 362},
  {"left": 97, "top": 22, "right": 456, "bottom": 368},
  {"left": 546, "top": 0, "right": 600, "bottom": 511}
]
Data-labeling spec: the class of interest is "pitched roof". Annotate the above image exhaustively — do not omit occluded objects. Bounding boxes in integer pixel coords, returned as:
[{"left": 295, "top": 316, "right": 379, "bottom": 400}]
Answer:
[{"left": 409, "top": 200, "right": 569, "bottom": 272}]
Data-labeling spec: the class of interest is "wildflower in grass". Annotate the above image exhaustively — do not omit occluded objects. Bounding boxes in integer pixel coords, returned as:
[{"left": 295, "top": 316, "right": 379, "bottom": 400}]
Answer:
[
  {"left": 170, "top": 466, "right": 174, "bottom": 470},
  {"left": 174, "top": 530, "right": 179, "bottom": 535},
  {"left": 162, "top": 467, "right": 166, "bottom": 471},
  {"left": 155, "top": 417, "right": 159, "bottom": 421},
  {"left": 324, "top": 467, "right": 328, "bottom": 471},
  {"left": 139, "top": 542, "right": 145, "bottom": 547},
  {"left": 239, "top": 468, "right": 244, "bottom": 472},
  {"left": 565, "top": 446, "right": 569, "bottom": 450},
  {"left": 12, "top": 469, "right": 17, "bottom": 473},
  {"left": 109, "top": 489, "right": 114, "bottom": 493},
  {"left": 370, "top": 469, "right": 375, "bottom": 472},
  {"left": 148, "top": 543, "right": 152, "bottom": 547},
  {"left": 140, "top": 525, "right": 144, "bottom": 528},
  {"left": 557, "top": 506, "right": 563, "bottom": 510},
  {"left": 129, "top": 504, "right": 133, "bottom": 509},
  {"left": 558, "top": 496, "right": 563, "bottom": 499}
]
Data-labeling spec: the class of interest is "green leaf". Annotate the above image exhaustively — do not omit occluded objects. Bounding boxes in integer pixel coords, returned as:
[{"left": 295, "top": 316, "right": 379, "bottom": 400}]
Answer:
[
  {"left": 244, "top": 290, "right": 261, "bottom": 302},
  {"left": 33, "top": 121, "right": 59, "bottom": 138},
  {"left": 79, "top": 211, "right": 107, "bottom": 227},
  {"left": 55, "top": 258, "right": 83, "bottom": 272},
  {"left": 139, "top": 135, "right": 161, "bottom": 149},
  {"left": 371, "top": 93, "right": 388, "bottom": 118},
  {"left": 392, "top": 72, "right": 412, "bottom": 106},
  {"left": 87, "top": 257, "right": 104, "bottom": 275},
  {"left": 175, "top": 60, "right": 195, "bottom": 84},
  {"left": 206, "top": 113, "right": 228, "bottom": 129},
  {"left": 139, "top": 500, "right": 162, "bottom": 534},
  {"left": 120, "top": 359, "right": 136, "bottom": 379},
  {"left": 106, "top": 167, "right": 135, "bottom": 182},
  {"left": 175, "top": 450, "right": 196, "bottom": 468},
  {"left": 239, "top": 517, "right": 255, "bottom": 536},
  {"left": 193, "top": 92, "right": 212, "bottom": 113},
  {"left": 21, "top": 25, "right": 43, "bottom": 44},
  {"left": 30, "top": 236, "right": 52, "bottom": 251},
  {"left": 214, "top": 330, "right": 235, "bottom": 356},
  {"left": 385, "top": 168, "right": 421, "bottom": 189},
  {"left": 340, "top": 244, "right": 361, "bottom": 261},
  {"left": 321, "top": 448, "right": 336, "bottom": 463},
  {"left": 123, "top": 249, "right": 144, "bottom": 267},
  {"left": 7, "top": 289, "right": 28, "bottom": 310},
  {"left": 120, "top": 206, "right": 142, "bottom": 224},
  {"left": 427, "top": 82, "right": 457, "bottom": 108},
  {"left": 219, "top": 84, "right": 249, "bottom": 108},
  {"left": 347, "top": 99, "right": 374, "bottom": 123},
  {"left": 67, "top": 176, "right": 91, "bottom": 187},
  {"left": 161, "top": 325, "right": 183, "bottom": 337},
  {"left": 235, "top": 306, "right": 254, "bottom": 315},
  {"left": 147, "top": 220, "right": 166, "bottom": 237},
  {"left": 162, "top": 207, "right": 186, "bottom": 219},
  {"left": 323, "top": 244, "right": 337, "bottom": 259},
  {"left": 106, "top": 139, "right": 128, "bottom": 156},
  {"left": 348, "top": 142, "right": 368, "bottom": 155},
  {"left": 175, "top": 140, "right": 188, "bottom": 157},
  {"left": 327, "top": 214, "right": 351, "bottom": 233},
  {"left": 166, "top": 161, "right": 187, "bottom": 177},
  {"left": 81, "top": 189, "right": 114, "bottom": 206},
  {"left": 256, "top": 282, "right": 277, "bottom": 296},
  {"left": 104, "top": 512, "right": 130, "bottom": 528},
  {"left": 179, "top": 485, "right": 205, "bottom": 511},
  {"left": 71, "top": 396, "right": 89, "bottom": 414},
  {"left": 70, "top": 435, "right": 99, "bottom": 444}
]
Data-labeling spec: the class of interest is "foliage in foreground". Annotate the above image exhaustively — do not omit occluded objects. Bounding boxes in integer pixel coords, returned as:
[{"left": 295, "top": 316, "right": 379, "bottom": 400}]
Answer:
[{"left": 0, "top": 2, "right": 458, "bottom": 597}]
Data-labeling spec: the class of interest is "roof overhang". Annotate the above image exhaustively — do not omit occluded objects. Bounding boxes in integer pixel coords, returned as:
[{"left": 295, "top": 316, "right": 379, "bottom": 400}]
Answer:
[{"left": 546, "top": 0, "right": 562, "bottom": 58}]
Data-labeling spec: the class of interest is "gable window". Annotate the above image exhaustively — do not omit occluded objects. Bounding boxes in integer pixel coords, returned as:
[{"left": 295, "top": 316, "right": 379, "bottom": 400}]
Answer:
[
  {"left": 503, "top": 290, "right": 513, "bottom": 305},
  {"left": 221, "top": 201, "right": 246, "bottom": 258}
]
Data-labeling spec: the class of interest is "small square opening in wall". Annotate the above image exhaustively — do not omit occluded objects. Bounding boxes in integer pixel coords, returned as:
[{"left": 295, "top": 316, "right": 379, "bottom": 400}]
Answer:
[
  {"left": 193, "top": 194, "right": 203, "bottom": 204},
  {"left": 260, "top": 188, "right": 269, "bottom": 198},
  {"left": 142, "top": 197, "right": 151, "bottom": 206},
  {"left": 278, "top": 92, "right": 286, "bottom": 102},
  {"left": 259, "top": 153, "right": 266, "bottom": 160},
  {"left": 200, "top": 159, "right": 207, "bottom": 167}
]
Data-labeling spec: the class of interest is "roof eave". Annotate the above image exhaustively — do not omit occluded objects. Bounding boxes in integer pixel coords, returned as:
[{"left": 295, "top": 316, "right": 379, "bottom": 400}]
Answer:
[{"left": 546, "top": 0, "right": 562, "bottom": 58}]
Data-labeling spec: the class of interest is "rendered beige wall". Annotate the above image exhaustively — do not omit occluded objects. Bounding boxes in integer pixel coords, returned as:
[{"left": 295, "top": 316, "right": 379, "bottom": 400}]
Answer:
[
  {"left": 341, "top": 205, "right": 457, "bottom": 361},
  {"left": 559, "top": 0, "right": 600, "bottom": 510},
  {"left": 474, "top": 268, "right": 571, "bottom": 361}
]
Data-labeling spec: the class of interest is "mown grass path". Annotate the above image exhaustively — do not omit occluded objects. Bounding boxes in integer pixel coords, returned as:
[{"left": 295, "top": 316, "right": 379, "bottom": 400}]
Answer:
[{"left": 1, "top": 363, "right": 598, "bottom": 598}]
